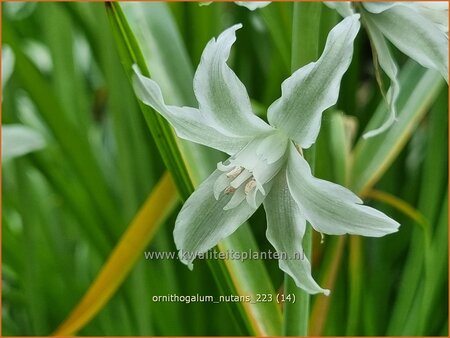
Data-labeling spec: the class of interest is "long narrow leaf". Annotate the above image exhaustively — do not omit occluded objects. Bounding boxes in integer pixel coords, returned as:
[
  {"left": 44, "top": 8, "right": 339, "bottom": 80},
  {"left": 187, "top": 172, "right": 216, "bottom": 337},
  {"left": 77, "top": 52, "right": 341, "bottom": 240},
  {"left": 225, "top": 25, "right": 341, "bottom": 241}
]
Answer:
[
  {"left": 2, "top": 24, "right": 122, "bottom": 237},
  {"left": 284, "top": 3, "right": 322, "bottom": 336},
  {"left": 352, "top": 62, "right": 444, "bottom": 194},
  {"left": 53, "top": 172, "right": 178, "bottom": 335}
]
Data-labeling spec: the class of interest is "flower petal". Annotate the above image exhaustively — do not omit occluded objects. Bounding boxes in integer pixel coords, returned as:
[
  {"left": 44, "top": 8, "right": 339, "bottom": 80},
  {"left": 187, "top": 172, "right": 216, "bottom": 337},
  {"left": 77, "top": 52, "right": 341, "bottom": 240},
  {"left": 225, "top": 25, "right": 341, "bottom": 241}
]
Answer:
[
  {"left": 193, "top": 24, "right": 273, "bottom": 138},
  {"left": 2, "top": 124, "right": 46, "bottom": 161},
  {"left": 362, "top": 0, "right": 448, "bottom": 24},
  {"left": 362, "top": 16, "right": 399, "bottom": 138},
  {"left": 218, "top": 134, "right": 288, "bottom": 190},
  {"left": 415, "top": 2, "right": 448, "bottom": 34},
  {"left": 263, "top": 169, "right": 329, "bottom": 295},
  {"left": 286, "top": 145, "right": 400, "bottom": 237},
  {"left": 235, "top": 2, "right": 271, "bottom": 11},
  {"left": 174, "top": 168, "right": 267, "bottom": 268},
  {"left": 362, "top": 2, "right": 404, "bottom": 14},
  {"left": 364, "top": 4, "right": 448, "bottom": 82},
  {"left": 2, "top": 45, "right": 14, "bottom": 87},
  {"left": 324, "top": 2, "right": 355, "bottom": 17},
  {"left": 267, "top": 14, "right": 360, "bottom": 149},
  {"left": 133, "top": 66, "right": 252, "bottom": 155}
]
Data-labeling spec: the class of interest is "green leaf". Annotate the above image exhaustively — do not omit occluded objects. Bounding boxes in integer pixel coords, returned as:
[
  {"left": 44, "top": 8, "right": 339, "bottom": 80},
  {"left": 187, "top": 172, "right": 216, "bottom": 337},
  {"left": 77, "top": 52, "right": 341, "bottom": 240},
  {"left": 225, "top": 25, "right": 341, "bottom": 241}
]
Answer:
[
  {"left": 352, "top": 64, "right": 444, "bottom": 335},
  {"left": 260, "top": 2, "right": 292, "bottom": 71},
  {"left": 41, "top": 3, "right": 90, "bottom": 127},
  {"left": 216, "top": 225, "right": 283, "bottom": 336},
  {"left": 284, "top": 2, "right": 322, "bottom": 336},
  {"left": 346, "top": 236, "right": 363, "bottom": 335},
  {"left": 53, "top": 173, "right": 178, "bottom": 335},
  {"left": 351, "top": 62, "right": 445, "bottom": 194},
  {"left": 387, "top": 86, "right": 448, "bottom": 335},
  {"left": 327, "top": 112, "right": 355, "bottom": 185},
  {"left": 3, "top": 23, "right": 122, "bottom": 237},
  {"left": 106, "top": 2, "right": 193, "bottom": 199},
  {"left": 420, "top": 193, "right": 448, "bottom": 334}
]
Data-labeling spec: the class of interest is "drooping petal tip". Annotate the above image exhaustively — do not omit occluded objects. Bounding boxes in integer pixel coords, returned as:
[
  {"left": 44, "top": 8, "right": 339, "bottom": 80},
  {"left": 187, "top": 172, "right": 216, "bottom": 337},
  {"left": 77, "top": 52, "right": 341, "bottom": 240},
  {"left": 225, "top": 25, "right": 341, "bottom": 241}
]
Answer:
[
  {"left": 263, "top": 169, "right": 330, "bottom": 295},
  {"left": 364, "top": 3, "right": 448, "bottom": 83},
  {"left": 362, "top": 114, "right": 398, "bottom": 139},
  {"left": 361, "top": 14, "right": 400, "bottom": 139}
]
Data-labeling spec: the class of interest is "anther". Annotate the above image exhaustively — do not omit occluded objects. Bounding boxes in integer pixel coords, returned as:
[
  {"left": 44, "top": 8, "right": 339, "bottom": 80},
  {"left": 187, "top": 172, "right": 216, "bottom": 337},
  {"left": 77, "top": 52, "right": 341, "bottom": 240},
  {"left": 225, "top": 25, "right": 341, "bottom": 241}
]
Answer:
[
  {"left": 224, "top": 186, "right": 236, "bottom": 194},
  {"left": 295, "top": 143, "right": 303, "bottom": 156},
  {"left": 244, "top": 179, "right": 257, "bottom": 194},
  {"left": 226, "top": 166, "right": 243, "bottom": 179}
]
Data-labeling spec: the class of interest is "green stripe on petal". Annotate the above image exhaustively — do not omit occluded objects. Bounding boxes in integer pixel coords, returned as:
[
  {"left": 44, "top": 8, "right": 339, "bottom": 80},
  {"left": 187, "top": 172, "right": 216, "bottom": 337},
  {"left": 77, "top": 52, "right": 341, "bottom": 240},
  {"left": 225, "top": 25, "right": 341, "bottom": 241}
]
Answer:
[
  {"left": 286, "top": 145, "right": 399, "bottom": 237},
  {"left": 263, "top": 169, "right": 329, "bottom": 295},
  {"left": 193, "top": 24, "right": 273, "bottom": 138},
  {"left": 133, "top": 66, "right": 251, "bottom": 155},
  {"left": 267, "top": 14, "right": 360, "bottom": 149}
]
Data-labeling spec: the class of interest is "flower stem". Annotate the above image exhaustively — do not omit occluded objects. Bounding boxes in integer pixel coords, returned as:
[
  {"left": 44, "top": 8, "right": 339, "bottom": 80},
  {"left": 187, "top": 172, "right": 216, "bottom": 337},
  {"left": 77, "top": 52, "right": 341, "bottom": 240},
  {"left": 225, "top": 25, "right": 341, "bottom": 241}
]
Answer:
[
  {"left": 283, "top": 2, "right": 322, "bottom": 336},
  {"left": 283, "top": 226, "right": 313, "bottom": 336}
]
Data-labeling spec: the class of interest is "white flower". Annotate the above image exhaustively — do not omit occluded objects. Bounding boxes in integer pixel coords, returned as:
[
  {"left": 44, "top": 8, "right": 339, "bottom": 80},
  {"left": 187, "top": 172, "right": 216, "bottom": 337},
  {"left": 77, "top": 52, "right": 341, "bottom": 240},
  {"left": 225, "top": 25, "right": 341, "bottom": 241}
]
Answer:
[
  {"left": 133, "top": 15, "right": 399, "bottom": 295},
  {"left": 326, "top": 2, "right": 448, "bottom": 138},
  {"left": 201, "top": 1, "right": 270, "bottom": 10},
  {"left": 235, "top": 2, "right": 271, "bottom": 11},
  {"left": 2, "top": 125, "right": 46, "bottom": 161},
  {"left": 2, "top": 45, "right": 14, "bottom": 89}
]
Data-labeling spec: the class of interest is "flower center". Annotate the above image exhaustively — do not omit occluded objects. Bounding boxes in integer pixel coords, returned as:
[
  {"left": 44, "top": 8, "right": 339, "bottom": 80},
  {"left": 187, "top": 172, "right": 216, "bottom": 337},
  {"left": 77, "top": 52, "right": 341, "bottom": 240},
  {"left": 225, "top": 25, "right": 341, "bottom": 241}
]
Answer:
[
  {"left": 215, "top": 164, "right": 261, "bottom": 210},
  {"left": 213, "top": 133, "right": 289, "bottom": 210}
]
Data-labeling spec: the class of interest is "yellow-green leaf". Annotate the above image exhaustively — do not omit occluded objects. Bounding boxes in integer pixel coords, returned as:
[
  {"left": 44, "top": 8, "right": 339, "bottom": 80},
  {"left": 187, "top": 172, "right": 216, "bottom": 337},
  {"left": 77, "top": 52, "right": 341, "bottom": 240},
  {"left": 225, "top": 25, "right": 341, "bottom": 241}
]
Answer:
[{"left": 53, "top": 172, "right": 178, "bottom": 335}]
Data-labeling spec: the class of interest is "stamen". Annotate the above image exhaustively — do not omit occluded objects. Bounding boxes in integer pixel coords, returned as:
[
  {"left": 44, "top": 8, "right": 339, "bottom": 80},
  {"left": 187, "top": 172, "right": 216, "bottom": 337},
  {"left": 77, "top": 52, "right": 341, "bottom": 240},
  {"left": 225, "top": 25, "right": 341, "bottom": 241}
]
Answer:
[
  {"left": 213, "top": 173, "right": 231, "bottom": 200},
  {"left": 223, "top": 187, "right": 246, "bottom": 210},
  {"left": 226, "top": 166, "right": 243, "bottom": 179},
  {"left": 224, "top": 186, "right": 236, "bottom": 194},
  {"left": 295, "top": 143, "right": 303, "bottom": 156},
  {"left": 244, "top": 179, "right": 257, "bottom": 194},
  {"left": 230, "top": 170, "right": 253, "bottom": 188}
]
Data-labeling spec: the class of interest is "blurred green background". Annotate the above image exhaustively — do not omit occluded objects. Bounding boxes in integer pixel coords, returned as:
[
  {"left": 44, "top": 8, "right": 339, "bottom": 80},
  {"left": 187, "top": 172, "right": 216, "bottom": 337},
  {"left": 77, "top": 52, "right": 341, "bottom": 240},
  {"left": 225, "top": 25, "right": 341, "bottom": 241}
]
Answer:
[{"left": 2, "top": 1, "right": 448, "bottom": 336}]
